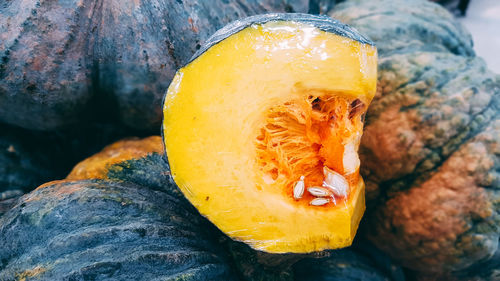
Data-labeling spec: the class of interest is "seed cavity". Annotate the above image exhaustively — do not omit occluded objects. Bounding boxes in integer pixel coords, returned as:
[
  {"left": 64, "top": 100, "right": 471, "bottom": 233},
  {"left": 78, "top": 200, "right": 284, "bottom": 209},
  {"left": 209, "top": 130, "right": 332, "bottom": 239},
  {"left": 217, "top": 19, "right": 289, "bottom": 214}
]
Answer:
[
  {"left": 307, "top": 186, "right": 331, "bottom": 197},
  {"left": 310, "top": 197, "right": 329, "bottom": 206},
  {"left": 322, "top": 166, "right": 349, "bottom": 197},
  {"left": 349, "top": 99, "right": 365, "bottom": 120},
  {"left": 293, "top": 176, "right": 305, "bottom": 200}
]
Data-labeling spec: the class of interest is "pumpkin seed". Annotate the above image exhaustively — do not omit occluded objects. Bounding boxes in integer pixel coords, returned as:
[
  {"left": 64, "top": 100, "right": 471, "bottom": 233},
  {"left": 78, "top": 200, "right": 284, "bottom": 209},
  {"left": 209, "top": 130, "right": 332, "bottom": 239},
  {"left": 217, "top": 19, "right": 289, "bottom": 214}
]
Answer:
[
  {"left": 293, "top": 176, "right": 305, "bottom": 200},
  {"left": 307, "top": 186, "right": 331, "bottom": 197},
  {"left": 310, "top": 197, "right": 329, "bottom": 206},
  {"left": 342, "top": 139, "right": 360, "bottom": 175},
  {"left": 323, "top": 166, "right": 349, "bottom": 197}
]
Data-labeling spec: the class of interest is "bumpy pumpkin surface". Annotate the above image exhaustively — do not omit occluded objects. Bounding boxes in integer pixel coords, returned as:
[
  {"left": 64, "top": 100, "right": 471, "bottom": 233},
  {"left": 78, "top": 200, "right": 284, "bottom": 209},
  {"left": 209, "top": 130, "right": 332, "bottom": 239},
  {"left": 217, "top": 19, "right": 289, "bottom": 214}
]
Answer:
[
  {"left": 0, "top": 180, "right": 237, "bottom": 281},
  {"left": 0, "top": 142, "right": 238, "bottom": 280},
  {"left": 0, "top": 0, "right": 309, "bottom": 130},
  {"left": 331, "top": 0, "right": 500, "bottom": 274},
  {"left": 164, "top": 13, "right": 377, "bottom": 253},
  {"left": 430, "top": 0, "right": 470, "bottom": 16},
  {"left": 78, "top": 138, "right": 407, "bottom": 280},
  {"left": 1, "top": 137, "right": 405, "bottom": 280}
]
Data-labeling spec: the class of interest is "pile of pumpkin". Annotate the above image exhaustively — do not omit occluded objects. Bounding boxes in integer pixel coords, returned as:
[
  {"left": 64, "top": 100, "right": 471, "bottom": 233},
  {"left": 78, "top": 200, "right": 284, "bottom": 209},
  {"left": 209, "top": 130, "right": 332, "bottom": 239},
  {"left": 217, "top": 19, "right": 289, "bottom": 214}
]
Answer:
[{"left": 1, "top": 0, "right": 498, "bottom": 280}]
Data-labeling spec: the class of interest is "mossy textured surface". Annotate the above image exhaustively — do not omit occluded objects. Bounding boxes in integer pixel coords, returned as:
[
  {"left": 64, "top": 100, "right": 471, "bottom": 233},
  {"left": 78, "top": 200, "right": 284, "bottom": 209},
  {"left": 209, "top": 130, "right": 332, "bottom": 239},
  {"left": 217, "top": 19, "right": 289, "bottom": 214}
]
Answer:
[{"left": 331, "top": 0, "right": 500, "bottom": 274}]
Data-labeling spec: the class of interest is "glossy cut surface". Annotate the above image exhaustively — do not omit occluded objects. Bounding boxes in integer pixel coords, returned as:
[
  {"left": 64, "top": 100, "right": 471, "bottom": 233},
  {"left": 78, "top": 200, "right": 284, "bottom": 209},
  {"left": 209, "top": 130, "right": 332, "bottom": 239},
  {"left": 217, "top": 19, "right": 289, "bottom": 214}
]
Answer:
[{"left": 164, "top": 18, "right": 377, "bottom": 253}]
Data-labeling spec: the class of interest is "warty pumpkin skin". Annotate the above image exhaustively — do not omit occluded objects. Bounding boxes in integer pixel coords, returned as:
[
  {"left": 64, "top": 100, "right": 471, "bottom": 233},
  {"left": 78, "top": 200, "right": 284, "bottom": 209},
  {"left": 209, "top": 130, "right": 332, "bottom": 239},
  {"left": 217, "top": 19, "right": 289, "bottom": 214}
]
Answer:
[
  {"left": 0, "top": 0, "right": 309, "bottom": 131},
  {"left": 330, "top": 0, "right": 500, "bottom": 274},
  {"left": 331, "top": 0, "right": 474, "bottom": 58},
  {"left": 441, "top": 247, "right": 500, "bottom": 281},
  {"left": 430, "top": 0, "right": 470, "bottom": 16},
  {"left": 163, "top": 13, "right": 377, "bottom": 254}
]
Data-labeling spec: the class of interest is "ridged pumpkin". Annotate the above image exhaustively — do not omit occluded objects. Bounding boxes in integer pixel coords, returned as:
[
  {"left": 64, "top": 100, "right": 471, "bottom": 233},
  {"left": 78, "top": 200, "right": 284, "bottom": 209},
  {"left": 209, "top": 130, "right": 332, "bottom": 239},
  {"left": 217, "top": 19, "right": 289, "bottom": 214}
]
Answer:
[
  {"left": 330, "top": 0, "right": 500, "bottom": 275},
  {"left": 0, "top": 137, "right": 403, "bottom": 280},
  {"left": 0, "top": 139, "right": 237, "bottom": 280},
  {"left": 1, "top": 0, "right": 496, "bottom": 279},
  {"left": 0, "top": 0, "right": 309, "bottom": 131},
  {"left": 163, "top": 13, "right": 377, "bottom": 254}
]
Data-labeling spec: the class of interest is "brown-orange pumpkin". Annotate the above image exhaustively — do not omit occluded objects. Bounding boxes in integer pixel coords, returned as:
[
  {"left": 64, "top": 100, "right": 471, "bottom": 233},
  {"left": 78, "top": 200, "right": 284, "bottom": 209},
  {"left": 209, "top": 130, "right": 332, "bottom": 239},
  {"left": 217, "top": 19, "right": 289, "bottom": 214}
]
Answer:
[{"left": 331, "top": 0, "right": 500, "bottom": 275}]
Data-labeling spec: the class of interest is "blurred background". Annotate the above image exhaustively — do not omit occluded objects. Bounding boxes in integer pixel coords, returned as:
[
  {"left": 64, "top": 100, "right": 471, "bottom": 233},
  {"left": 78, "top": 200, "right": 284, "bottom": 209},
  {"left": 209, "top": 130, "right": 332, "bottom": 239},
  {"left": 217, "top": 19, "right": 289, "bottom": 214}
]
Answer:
[
  {"left": 437, "top": 0, "right": 500, "bottom": 73},
  {"left": 461, "top": 0, "right": 500, "bottom": 73}
]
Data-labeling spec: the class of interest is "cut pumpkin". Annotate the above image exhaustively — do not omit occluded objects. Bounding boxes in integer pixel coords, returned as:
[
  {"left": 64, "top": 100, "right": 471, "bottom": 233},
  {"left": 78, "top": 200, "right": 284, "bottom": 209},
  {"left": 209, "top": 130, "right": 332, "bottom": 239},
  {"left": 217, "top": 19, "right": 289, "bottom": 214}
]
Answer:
[{"left": 163, "top": 14, "right": 377, "bottom": 253}]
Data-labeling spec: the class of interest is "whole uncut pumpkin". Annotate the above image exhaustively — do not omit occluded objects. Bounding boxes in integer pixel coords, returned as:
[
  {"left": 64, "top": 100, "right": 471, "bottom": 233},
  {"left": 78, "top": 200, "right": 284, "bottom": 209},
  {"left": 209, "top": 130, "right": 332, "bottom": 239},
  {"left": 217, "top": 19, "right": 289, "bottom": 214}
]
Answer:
[
  {"left": 329, "top": 0, "right": 500, "bottom": 275},
  {"left": 0, "top": 137, "right": 399, "bottom": 280},
  {"left": 0, "top": 0, "right": 309, "bottom": 131},
  {"left": 0, "top": 138, "right": 236, "bottom": 280}
]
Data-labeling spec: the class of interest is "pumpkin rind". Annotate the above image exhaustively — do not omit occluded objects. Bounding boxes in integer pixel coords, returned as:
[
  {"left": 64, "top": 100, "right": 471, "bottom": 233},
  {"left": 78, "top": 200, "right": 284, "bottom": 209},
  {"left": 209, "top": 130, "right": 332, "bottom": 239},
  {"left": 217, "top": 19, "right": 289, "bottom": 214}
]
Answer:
[
  {"left": 1, "top": 136, "right": 239, "bottom": 279},
  {"left": 190, "top": 13, "right": 373, "bottom": 64},
  {"left": 0, "top": 0, "right": 309, "bottom": 130},
  {"left": 0, "top": 179, "right": 237, "bottom": 280},
  {"left": 0, "top": 0, "right": 92, "bottom": 130},
  {"left": 331, "top": 0, "right": 473, "bottom": 57},
  {"left": 331, "top": 0, "right": 500, "bottom": 273},
  {"left": 413, "top": 246, "right": 499, "bottom": 281}
]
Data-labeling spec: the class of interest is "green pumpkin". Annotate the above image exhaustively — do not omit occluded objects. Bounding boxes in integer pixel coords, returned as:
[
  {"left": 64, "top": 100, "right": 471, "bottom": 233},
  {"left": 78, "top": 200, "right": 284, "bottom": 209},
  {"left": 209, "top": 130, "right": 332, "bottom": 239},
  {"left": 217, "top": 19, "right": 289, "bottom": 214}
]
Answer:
[
  {"left": 0, "top": 155, "right": 237, "bottom": 280},
  {"left": 330, "top": 0, "right": 500, "bottom": 274},
  {"left": 0, "top": 137, "right": 403, "bottom": 280},
  {"left": 0, "top": 0, "right": 309, "bottom": 131}
]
